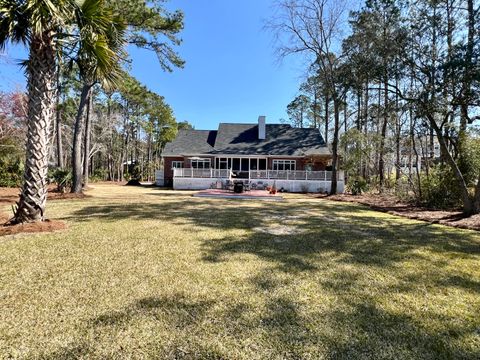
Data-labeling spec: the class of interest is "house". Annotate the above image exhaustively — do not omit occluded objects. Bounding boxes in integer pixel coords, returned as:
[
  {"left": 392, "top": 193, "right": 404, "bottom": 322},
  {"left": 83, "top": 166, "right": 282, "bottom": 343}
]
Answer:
[
  {"left": 398, "top": 135, "right": 442, "bottom": 174},
  {"left": 157, "top": 116, "right": 344, "bottom": 193}
]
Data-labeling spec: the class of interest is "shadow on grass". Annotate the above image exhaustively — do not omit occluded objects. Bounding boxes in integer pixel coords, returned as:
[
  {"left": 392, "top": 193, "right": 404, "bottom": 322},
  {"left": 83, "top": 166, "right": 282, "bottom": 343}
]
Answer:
[
  {"left": 74, "top": 279, "right": 479, "bottom": 359},
  {"left": 57, "top": 194, "right": 480, "bottom": 358},
  {"left": 92, "top": 294, "right": 215, "bottom": 329},
  {"left": 68, "top": 195, "right": 480, "bottom": 272},
  {"left": 325, "top": 300, "right": 479, "bottom": 359}
]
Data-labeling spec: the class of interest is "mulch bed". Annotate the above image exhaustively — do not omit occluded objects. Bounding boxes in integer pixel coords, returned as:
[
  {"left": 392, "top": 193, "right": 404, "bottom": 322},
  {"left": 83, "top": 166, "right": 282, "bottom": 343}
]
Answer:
[
  {"left": 0, "top": 212, "right": 67, "bottom": 237},
  {"left": 316, "top": 193, "right": 480, "bottom": 232},
  {"left": 0, "top": 186, "right": 90, "bottom": 205},
  {"left": 0, "top": 186, "right": 85, "bottom": 237}
]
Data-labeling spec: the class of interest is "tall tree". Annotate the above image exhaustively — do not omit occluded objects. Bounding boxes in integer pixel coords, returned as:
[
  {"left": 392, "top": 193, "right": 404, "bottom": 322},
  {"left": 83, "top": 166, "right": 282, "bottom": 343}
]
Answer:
[
  {"left": 107, "top": 0, "right": 184, "bottom": 71},
  {"left": 268, "top": 0, "right": 349, "bottom": 194},
  {"left": 346, "top": 0, "right": 407, "bottom": 189},
  {"left": 70, "top": 0, "right": 126, "bottom": 193},
  {"left": 286, "top": 95, "right": 311, "bottom": 128},
  {"left": 393, "top": 0, "right": 480, "bottom": 213},
  {"left": 0, "top": 0, "right": 78, "bottom": 223}
]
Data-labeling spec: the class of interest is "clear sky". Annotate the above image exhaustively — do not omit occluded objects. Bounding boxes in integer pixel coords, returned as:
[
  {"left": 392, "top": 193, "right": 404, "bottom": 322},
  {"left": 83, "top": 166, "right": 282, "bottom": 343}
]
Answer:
[{"left": 0, "top": 0, "right": 310, "bottom": 130}]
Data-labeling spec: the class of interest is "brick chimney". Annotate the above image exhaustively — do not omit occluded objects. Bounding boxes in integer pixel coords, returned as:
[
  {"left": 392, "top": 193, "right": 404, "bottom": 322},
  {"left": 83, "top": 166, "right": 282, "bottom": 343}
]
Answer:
[{"left": 258, "top": 116, "right": 266, "bottom": 140}]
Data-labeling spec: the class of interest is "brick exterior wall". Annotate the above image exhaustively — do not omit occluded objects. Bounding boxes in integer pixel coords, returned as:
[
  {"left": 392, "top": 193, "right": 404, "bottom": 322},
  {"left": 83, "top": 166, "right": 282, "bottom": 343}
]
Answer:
[{"left": 163, "top": 156, "right": 184, "bottom": 186}]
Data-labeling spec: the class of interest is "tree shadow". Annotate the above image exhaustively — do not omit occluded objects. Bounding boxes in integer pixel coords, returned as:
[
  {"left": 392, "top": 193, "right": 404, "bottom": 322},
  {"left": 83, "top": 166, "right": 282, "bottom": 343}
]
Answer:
[
  {"left": 59, "top": 194, "right": 480, "bottom": 357},
  {"left": 434, "top": 274, "right": 480, "bottom": 294},
  {"left": 91, "top": 294, "right": 215, "bottom": 330},
  {"left": 28, "top": 343, "right": 92, "bottom": 360},
  {"left": 68, "top": 195, "right": 480, "bottom": 273},
  {"left": 324, "top": 300, "right": 480, "bottom": 359}
]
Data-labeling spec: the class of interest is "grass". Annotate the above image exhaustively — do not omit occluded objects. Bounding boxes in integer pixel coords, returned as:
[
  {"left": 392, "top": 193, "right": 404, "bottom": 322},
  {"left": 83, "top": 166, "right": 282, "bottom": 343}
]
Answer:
[{"left": 0, "top": 184, "right": 479, "bottom": 359}]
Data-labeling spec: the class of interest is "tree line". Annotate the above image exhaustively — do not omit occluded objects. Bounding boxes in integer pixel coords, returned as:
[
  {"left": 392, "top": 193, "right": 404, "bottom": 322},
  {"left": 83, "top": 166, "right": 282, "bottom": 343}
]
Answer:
[
  {"left": 270, "top": 0, "right": 480, "bottom": 214},
  {"left": 0, "top": 0, "right": 186, "bottom": 223}
]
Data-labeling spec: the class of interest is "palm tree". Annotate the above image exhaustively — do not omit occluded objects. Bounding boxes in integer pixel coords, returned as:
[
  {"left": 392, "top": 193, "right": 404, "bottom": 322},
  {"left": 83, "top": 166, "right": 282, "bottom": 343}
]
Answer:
[
  {"left": 0, "top": 0, "right": 125, "bottom": 221},
  {"left": 0, "top": 0, "right": 76, "bottom": 223},
  {"left": 71, "top": 0, "right": 125, "bottom": 193}
]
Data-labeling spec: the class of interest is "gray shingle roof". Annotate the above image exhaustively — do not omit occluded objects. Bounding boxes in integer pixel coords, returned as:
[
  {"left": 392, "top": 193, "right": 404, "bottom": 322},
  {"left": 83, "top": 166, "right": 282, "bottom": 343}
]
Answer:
[
  {"left": 163, "top": 123, "right": 330, "bottom": 156},
  {"left": 163, "top": 130, "right": 217, "bottom": 155}
]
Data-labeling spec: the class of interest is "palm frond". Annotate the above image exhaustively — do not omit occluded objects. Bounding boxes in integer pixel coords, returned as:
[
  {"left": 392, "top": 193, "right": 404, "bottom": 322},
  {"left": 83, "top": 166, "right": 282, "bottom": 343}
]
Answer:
[
  {"left": 0, "top": 0, "right": 30, "bottom": 49},
  {"left": 75, "top": 0, "right": 126, "bottom": 87}
]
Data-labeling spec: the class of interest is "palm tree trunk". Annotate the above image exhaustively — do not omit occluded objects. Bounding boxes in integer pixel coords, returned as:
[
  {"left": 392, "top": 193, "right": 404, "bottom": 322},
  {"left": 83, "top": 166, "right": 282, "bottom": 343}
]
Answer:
[
  {"left": 71, "top": 84, "right": 93, "bottom": 193},
  {"left": 13, "top": 34, "right": 57, "bottom": 223}
]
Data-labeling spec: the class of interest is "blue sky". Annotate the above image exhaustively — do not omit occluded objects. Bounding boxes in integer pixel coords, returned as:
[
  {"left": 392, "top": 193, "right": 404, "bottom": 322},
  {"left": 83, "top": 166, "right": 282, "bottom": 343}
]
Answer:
[{"left": 0, "top": 0, "right": 309, "bottom": 130}]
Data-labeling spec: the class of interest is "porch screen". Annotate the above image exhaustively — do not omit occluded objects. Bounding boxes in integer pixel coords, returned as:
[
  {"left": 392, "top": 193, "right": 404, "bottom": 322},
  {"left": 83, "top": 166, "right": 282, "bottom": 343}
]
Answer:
[{"left": 259, "top": 159, "right": 267, "bottom": 170}]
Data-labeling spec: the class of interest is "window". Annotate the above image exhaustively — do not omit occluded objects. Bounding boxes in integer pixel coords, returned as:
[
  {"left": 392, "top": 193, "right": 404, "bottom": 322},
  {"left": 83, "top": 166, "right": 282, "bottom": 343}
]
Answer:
[
  {"left": 272, "top": 159, "right": 296, "bottom": 171},
  {"left": 171, "top": 161, "right": 183, "bottom": 169},
  {"left": 191, "top": 158, "right": 211, "bottom": 169}
]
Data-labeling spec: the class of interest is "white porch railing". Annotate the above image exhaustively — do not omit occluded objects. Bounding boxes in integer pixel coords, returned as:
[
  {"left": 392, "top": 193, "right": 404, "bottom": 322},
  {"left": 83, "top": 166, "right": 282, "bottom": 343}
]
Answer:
[
  {"left": 249, "top": 170, "right": 337, "bottom": 181},
  {"left": 174, "top": 168, "right": 343, "bottom": 181},
  {"left": 173, "top": 168, "right": 231, "bottom": 178}
]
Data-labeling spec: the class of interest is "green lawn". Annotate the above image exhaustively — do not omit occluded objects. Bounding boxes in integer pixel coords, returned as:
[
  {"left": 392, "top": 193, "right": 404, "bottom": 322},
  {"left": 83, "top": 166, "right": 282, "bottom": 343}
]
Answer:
[{"left": 1, "top": 184, "right": 479, "bottom": 359}]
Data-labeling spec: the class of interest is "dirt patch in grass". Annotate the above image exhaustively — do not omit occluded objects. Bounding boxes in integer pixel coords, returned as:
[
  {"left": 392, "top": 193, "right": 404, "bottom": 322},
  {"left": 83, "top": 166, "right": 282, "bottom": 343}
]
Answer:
[
  {"left": 318, "top": 193, "right": 480, "bottom": 231},
  {"left": 0, "top": 212, "right": 67, "bottom": 237}
]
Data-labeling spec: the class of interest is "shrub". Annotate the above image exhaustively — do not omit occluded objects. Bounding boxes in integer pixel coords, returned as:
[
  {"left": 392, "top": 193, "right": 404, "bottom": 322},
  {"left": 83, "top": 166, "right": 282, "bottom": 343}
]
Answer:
[
  {"left": 131, "top": 165, "right": 142, "bottom": 181},
  {"left": 0, "top": 158, "right": 23, "bottom": 187},
  {"left": 346, "top": 176, "right": 368, "bottom": 195},
  {"left": 418, "top": 165, "right": 462, "bottom": 209},
  {"left": 90, "top": 168, "right": 107, "bottom": 182},
  {"left": 49, "top": 168, "right": 73, "bottom": 193}
]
